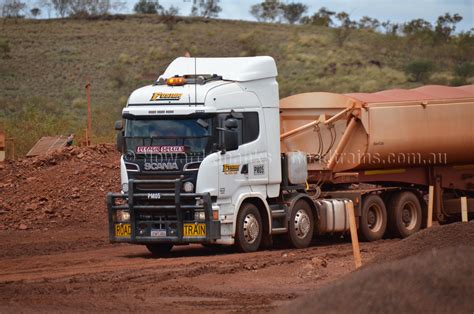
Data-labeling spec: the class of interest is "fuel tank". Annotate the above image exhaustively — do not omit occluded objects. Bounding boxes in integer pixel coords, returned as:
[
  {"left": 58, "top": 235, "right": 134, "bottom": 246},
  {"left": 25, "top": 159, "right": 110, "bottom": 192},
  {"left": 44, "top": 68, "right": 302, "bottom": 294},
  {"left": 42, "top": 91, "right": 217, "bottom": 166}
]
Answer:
[{"left": 280, "top": 85, "right": 474, "bottom": 173}]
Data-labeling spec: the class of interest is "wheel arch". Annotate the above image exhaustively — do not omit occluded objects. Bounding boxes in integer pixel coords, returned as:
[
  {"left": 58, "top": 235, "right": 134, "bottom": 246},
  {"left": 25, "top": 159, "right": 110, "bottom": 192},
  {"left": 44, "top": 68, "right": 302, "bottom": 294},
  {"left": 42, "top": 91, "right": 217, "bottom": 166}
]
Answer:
[
  {"left": 287, "top": 193, "right": 318, "bottom": 224},
  {"left": 233, "top": 193, "right": 271, "bottom": 237}
]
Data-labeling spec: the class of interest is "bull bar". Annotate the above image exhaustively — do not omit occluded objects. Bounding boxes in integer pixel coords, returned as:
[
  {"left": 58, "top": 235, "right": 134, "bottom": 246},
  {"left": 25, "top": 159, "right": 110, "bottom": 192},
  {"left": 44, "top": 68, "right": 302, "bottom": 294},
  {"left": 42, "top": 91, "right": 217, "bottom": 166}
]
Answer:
[{"left": 107, "top": 178, "right": 221, "bottom": 244}]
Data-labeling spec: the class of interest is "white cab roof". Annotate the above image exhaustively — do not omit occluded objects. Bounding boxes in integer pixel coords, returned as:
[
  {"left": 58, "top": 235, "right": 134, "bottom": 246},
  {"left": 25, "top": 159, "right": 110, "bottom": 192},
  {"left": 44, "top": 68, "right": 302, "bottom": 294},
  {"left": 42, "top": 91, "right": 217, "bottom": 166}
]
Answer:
[{"left": 159, "top": 56, "right": 278, "bottom": 82}]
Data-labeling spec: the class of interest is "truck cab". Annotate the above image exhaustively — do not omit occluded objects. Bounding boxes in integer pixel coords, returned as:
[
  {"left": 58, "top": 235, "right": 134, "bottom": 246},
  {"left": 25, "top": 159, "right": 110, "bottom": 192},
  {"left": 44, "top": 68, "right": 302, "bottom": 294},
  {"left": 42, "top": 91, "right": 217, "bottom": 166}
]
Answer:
[{"left": 108, "top": 57, "right": 293, "bottom": 254}]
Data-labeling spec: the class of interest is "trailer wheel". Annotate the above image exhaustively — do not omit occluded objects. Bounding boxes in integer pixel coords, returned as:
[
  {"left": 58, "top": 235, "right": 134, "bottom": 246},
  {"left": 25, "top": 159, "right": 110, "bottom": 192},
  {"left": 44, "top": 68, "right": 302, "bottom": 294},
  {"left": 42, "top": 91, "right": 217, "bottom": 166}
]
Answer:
[
  {"left": 235, "top": 203, "right": 262, "bottom": 252},
  {"left": 146, "top": 243, "right": 173, "bottom": 257},
  {"left": 388, "top": 192, "right": 422, "bottom": 238},
  {"left": 359, "top": 194, "right": 387, "bottom": 241},
  {"left": 287, "top": 199, "right": 314, "bottom": 248}
]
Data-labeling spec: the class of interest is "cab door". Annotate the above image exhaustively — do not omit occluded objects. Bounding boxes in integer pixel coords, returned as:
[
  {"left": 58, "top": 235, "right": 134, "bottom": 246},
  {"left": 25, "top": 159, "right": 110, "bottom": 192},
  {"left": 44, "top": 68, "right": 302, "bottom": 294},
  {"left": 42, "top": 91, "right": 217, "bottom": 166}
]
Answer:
[{"left": 217, "top": 111, "right": 267, "bottom": 203}]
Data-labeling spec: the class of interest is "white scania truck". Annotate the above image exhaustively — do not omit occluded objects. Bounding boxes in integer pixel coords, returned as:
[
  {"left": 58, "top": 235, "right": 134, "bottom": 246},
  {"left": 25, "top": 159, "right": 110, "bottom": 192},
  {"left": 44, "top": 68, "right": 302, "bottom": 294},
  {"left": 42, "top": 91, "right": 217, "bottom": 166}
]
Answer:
[{"left": 108, "top": 56, "right": 474, "bottom": 255}]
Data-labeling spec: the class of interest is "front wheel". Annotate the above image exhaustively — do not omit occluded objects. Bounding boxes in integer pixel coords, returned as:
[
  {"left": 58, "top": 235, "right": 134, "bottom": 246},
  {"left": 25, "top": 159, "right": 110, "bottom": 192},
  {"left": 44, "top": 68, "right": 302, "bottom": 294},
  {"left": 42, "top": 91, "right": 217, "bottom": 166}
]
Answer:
[
  {"left": 235, "top": 203, "right": 262, "bottom": 252},
  {"left": 287, "top": 199, "right": 314, "bottom": 248},
  {"left": 359, "top": 194, "right": 387, "bottom": 241},
  {"left": 146, "top": 243, "right": 173, "bottom": 257}
]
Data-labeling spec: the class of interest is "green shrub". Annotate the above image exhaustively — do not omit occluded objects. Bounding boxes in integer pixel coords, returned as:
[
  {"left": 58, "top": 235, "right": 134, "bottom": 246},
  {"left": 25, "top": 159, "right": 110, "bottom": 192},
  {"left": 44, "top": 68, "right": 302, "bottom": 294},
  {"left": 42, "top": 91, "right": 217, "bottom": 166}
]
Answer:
[
  {"left": 0, "top": 38, "right": 10, "bottom": 59},
  {"left": 405, "top": 60, "right": 435, "bottom": 82},
  {"left": 454, "top": 62, "right": 474, "bottom": 79}
]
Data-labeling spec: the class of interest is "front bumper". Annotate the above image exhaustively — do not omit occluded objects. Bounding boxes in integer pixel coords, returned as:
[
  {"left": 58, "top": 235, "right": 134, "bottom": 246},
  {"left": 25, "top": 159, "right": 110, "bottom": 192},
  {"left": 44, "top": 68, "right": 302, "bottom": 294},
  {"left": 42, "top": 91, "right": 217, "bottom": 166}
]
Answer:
[{"left": 107, "top": 178, "right": 220, "bottom": 244}]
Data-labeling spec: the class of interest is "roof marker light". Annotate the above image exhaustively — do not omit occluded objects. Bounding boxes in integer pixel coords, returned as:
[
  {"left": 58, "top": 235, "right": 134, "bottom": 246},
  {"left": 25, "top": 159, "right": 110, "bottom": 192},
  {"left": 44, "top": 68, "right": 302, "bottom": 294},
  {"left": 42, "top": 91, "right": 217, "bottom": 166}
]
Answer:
[{"left": 167, "top": 77, "right": 186, "bottom": 86}]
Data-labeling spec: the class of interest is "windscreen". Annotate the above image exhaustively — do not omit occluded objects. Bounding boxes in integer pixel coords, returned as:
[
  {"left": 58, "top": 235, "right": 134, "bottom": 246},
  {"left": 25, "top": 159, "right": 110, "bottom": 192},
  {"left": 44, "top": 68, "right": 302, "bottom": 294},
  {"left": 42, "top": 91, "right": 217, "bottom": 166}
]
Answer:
[{"left": 124, "top": 118, "right": 213, "bottom": 154}]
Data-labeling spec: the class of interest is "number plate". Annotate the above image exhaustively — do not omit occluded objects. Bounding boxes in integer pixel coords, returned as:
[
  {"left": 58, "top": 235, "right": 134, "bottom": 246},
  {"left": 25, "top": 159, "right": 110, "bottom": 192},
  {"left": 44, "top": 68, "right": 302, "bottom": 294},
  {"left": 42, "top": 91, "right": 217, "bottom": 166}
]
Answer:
[
  {"left": 183, "top": 223, "right": 206, "bottom": 237},
  {"left": 151, "top": 229, "right": 167, "bottom": 237},
  {"left": 114, "top": 223, "right": 131, "bottom": 237}
]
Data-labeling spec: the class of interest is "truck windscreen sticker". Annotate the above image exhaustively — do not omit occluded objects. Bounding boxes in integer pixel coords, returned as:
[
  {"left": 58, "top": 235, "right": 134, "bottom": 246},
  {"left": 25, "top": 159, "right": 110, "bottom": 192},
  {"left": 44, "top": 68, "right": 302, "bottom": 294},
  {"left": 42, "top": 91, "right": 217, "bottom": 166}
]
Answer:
[{"left": 136, "top": 146, "right": 185, "bottom": 154}]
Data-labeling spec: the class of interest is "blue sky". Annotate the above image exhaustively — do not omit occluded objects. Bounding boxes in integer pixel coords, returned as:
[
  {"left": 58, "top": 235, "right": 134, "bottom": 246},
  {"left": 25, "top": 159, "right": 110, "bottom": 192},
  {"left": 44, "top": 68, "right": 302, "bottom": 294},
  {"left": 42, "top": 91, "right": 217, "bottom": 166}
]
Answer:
[
  {"left": 28, "top": 0, "right": 474, "bottom": 32},
  {"left": 158, "top": 0, "right": 473, "bottom": 31}
]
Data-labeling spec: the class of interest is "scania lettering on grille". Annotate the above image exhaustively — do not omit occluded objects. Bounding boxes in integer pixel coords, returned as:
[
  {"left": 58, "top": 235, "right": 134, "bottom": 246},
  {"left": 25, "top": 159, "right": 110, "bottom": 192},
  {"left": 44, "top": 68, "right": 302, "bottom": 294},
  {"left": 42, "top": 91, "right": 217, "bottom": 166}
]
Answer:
[{"left": 144, "top": 162, "right": 179, "bottom": 171}]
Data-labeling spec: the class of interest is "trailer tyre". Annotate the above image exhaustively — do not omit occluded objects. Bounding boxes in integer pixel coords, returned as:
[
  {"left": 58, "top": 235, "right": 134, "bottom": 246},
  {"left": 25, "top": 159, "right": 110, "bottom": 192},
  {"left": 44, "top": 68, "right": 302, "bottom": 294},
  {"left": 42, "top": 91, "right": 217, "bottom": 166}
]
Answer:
[
  {"left": 235, "top": 203, "right": 262, "bottom": 253},
  {"left": 287, "top": 200, "right": 314, "bottom": 248},
  {"left": 146, "top": 243, "right": 173, "bottom": 257},
  {"left": 388, "top": 192, "right": 422, "bottom": 238},
  {"left": 359, "top": 194, "right": 387, "bottom": 241}
]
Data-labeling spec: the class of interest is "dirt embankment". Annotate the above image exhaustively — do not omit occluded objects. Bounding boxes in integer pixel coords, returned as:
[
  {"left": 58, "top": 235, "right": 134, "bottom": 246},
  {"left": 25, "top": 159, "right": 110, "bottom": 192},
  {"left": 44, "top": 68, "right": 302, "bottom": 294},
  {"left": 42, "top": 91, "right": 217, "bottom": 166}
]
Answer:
[
  {"left": 284, "top": 222, "right": 474, "bottom": 314},
  {"left": 0, "top": 144, "right": 120, "bottom": 231}
]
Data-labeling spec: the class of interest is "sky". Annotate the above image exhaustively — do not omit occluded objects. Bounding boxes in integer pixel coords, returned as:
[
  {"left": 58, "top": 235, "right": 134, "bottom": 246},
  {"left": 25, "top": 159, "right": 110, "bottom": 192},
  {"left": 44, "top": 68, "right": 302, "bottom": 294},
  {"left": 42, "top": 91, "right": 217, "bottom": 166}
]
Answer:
[{"left": 26, "top": 0, "right": 474, "bottom": 32}]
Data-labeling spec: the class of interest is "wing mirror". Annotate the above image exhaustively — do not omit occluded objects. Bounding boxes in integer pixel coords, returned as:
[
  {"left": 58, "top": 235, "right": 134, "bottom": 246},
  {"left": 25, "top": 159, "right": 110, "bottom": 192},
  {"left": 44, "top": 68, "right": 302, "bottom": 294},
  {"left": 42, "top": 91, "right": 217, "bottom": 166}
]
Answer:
[
  {"left": 224, "top": 118, "right": 238, "bottom": 129},
  {"left": 114, "top": 120, "right": 123, "bottom": 131}
]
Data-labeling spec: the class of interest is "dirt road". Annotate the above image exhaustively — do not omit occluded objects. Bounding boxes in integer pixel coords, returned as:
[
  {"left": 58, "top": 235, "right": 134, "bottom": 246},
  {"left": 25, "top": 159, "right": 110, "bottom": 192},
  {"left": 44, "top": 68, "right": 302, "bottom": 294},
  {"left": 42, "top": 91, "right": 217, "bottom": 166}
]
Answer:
[
  {"left": 0, "top": 226, "right": 395, "bottom": 312},
  {"left": 2, "top": 146, "right": 472, "bottom": 312}
]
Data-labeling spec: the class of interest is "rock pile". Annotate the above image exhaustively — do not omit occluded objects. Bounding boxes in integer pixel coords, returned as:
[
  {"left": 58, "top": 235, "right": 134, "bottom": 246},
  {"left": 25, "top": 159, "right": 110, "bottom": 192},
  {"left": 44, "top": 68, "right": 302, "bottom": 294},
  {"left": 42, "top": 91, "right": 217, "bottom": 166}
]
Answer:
[{"left": 0, "top": 144, "right": 120, "bottom": 231}]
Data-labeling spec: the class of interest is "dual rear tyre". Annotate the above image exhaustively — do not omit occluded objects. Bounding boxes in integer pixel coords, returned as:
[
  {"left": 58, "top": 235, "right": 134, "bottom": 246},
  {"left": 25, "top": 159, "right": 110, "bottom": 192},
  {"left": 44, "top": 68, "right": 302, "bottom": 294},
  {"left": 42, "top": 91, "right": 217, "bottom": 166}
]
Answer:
[
  {"left": 359, "top": 194, "right": 387, "bottom": 241},
  {"left": 387, "top": 192, "right": 422, "bottom": 238},
  {"left": 359, "top": 192, "right": 422, "bottom": 241}
]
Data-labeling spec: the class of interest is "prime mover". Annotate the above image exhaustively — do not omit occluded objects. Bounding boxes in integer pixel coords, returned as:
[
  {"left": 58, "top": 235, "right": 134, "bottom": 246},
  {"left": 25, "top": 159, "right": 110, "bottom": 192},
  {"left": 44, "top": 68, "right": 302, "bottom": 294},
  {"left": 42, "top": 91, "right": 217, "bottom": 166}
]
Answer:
[{"left": 107, "top": 56, "right": 474, "bottom": 255}]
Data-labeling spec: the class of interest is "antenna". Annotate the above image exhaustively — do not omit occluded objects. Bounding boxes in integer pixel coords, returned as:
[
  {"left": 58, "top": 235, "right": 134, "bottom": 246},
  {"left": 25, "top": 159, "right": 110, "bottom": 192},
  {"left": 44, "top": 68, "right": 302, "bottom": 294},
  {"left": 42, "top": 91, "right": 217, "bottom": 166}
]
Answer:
[{"left": 194, "top": 57, "right": 197, "bottom": 106}]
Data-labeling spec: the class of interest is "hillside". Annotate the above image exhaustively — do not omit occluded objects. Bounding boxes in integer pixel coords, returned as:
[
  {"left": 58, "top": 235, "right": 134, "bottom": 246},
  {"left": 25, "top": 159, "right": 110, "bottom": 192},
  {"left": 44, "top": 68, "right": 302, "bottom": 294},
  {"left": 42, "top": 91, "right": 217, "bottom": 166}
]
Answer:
[{"left": 1, "top": 15, "right": 473, "bottom": 156}]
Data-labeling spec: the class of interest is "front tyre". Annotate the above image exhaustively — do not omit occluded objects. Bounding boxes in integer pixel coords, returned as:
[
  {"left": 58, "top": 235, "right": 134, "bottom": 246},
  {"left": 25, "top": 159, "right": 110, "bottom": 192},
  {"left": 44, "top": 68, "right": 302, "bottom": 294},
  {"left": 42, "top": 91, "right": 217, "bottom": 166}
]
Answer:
[
  {"left": 287, "top": 199, "right": 314, "bottom": 248},
  {"left": 146, "top": 243, "right": 173, "bottom": 257},
  {"left": 235, "top": 203, "right": 262, "bottom": 253}
]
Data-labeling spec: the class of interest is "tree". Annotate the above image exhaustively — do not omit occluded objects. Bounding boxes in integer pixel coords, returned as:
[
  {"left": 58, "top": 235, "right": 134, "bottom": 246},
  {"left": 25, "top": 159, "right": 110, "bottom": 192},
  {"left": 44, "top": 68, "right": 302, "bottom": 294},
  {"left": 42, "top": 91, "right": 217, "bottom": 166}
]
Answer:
[
  {"left": 134, "top": 0, "right": 161, "bottom": 14},
  {"left": 301, "top": 7, "right": 335, "bottom": 26},
  {"left": 381, "top": 20, "right": 400, "bottom": 36},
  {"left": 67, "top": 0, "right": 110, "bottom": 16},
  {"left": 51, "top": 0, "right": 70, "bottom": 17},
  {"left": 249, "top": 3, "right": 263, "bottom": 22},
  {"left": 1, "top": 0, "right": 27, "bottom": 17},
  {"left": 456, "top": 29, "right": 474, "bottom": 61},
  {"left": 30, "top": 7, "right": 41, "bottom": 17},
  {"left": 334, "top": 12, "right": 356, "bottom": 47},
  {"left": 280, "top": 2, "right": 307, "bottom": 24},
  {"left": 402, "top": 18, "right": 432, "bottom": 36},
  {"left": 405, "top": 60, "right": 435, "bottom": 82},
  {"left": 335, "top": 11, "right": 356, "bottom": 28},
  {"left": 452, "top": 61, "right": 474, "bottom": 85},
  {"left": 435, "top": 13, "right": 463, "bottom": 42},
  {"left": 261, "top": 0, "right": 280, "bottom": 22},
  {"left": 37, "top": 0, "right": 52, "bottom": 18},
  {"left": 161, "top": 5, "right": 179, "bottom": 30},
  {"left": 190, "top": 0, "right": 221, "bottom": 18},
  {"left": 358, "top": 16, "right": 380, "bottom": 31}
]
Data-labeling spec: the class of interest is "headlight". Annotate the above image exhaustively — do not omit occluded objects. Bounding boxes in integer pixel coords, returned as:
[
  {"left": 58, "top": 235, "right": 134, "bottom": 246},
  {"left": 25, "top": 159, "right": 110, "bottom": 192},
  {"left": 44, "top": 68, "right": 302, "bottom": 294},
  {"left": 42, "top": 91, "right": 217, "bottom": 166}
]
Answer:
[
  {"left": 121, "top": 183, "right": 129, "bottom": 193},
  {"left": 183, "top": 181, "right": 194, "bottom": 193},
  {"left": 116, "top": 210, "right": 130, "bottom": 222},
  {"left": 194, "top": 211, "right": 206, "bottom": 221}
]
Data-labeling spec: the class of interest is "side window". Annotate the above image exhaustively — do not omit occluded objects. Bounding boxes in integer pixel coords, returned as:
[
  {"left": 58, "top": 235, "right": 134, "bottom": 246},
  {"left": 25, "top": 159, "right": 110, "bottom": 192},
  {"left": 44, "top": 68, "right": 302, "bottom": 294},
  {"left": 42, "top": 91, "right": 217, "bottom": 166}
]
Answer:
[
  {"left": 218, "top": 111, "right": 260, "bottom": 147},
  {"left": 242, "top": 112, "right": 259, "bottom": 144}
]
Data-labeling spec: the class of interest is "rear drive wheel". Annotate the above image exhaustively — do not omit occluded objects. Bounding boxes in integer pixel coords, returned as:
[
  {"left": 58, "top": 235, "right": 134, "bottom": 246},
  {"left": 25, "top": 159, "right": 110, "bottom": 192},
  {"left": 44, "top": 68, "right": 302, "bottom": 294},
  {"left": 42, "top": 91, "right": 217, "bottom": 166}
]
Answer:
[
  {"left": 235, "top": 203, "right": 262, "bottom": 252},
  {"left": 146, "top": 243, "right": 173, "bottom": 257},
  {"left": 287, "top": 199, "right": 314, "bottom": 248},
  {"left": 388, "top": 191, "right": 422, "bottom": 238},
  {"left": 359, "top": 194, "right": 387, "bottom": 241}
]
